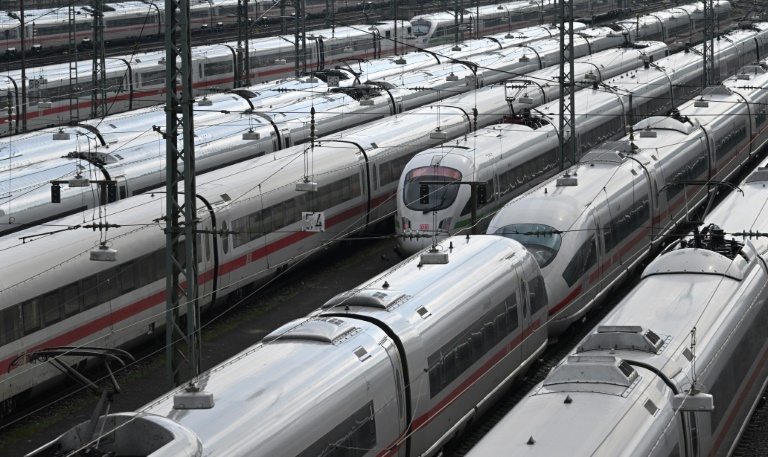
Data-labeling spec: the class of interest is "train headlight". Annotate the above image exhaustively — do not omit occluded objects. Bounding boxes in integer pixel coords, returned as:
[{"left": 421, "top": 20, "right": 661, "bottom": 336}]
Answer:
[
  {"left": 401, "top": 217, "right": 412, "bottom": 230},
  {"left": 438, "top": 217, "right": 452, "bottom": 232}
]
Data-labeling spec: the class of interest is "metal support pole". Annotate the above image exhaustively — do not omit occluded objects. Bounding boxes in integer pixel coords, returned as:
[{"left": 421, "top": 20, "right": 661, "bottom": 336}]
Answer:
[
  {"left": 294, "top": 0, "right": 300, "bottom": 77},
  {"left": 68, "top": 2, "right": 79, "bottom": 124},
  {"left": 703, "top": 0, "right": 715, "bottom": 87},
  {"left": 558, "top": 0, "right": 576, "bottom": 170},
  {"left": 237, "top": 0, "right": 244, "bottom": 88},
  {"left": 91, "top": 0, "right": 106, "bottom": 119},
  {"left": 165, "top": 0, "right": 200, "bottom": 387},
  {"left": 20, "top": 0, "right": 26, "bottom": 133}
]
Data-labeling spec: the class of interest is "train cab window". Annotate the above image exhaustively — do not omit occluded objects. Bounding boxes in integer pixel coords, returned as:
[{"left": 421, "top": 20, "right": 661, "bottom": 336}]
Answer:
[
  {"left": 22, "top": 298, "right": 41, "bottom": 334},
  {"left": 403, "top": 166, "right": 462, "bottom": 211},
  {"left": 0, "top": 306, "right": 21, "bottom": 345},
  {"left": 62, "top": 283, "right": 80, "bottom": 318},
  {"left": 494, "top": 223, "right": 562, "bottom": 268},
  {"left": 412, "top": 20, "right": 431, "bottom": 37}
]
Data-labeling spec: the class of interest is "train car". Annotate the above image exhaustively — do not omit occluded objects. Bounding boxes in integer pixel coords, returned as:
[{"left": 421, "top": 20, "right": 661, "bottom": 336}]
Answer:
[
  {"left": 0, "top": 38, "right": 666, "bottom": 236},
  {"left": 465, "top": 163, "right": 768, "bottom": 455},
  {"left": 484, "top": 61, "right": 768, "bottom": 336},
  {"left": 23, "top": 235, "right": 545, "bottom": 457},
  {"left": 411, "top": 0, "right": 638, "bottom": 46},
  {"left": 396, "top": 23, "right": 766, "bottom": 257},
  {"left": 0, "top": 2, "right": 707, "bottom": 136},
  {"left": 0, "top": 41, "right": 666, "bottom": 412},
  {"left": 614, "top": 0, "right": 731, "bottom": 45}
]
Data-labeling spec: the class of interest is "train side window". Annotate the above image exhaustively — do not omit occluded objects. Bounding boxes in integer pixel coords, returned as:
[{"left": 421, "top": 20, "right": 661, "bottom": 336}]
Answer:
[
  {"left": 284, "top": 198, "right": 297, "bottom": 225},
  {"left": 121, "top": 261, "right": 136, "bottom": 294},
  {"left": 494, "top": 309, "right": 507, "bottom": 338},
  {"left": 42, "top": 292, "right": 61, "bottom": 327},
  {"left": 470, "top": 330, "right": 483, "bottom": 360},
  {"left": 506, "top": 303, "right": 519, "bottom": 332},
  {"left": 62, "top": 282, "right": 80, "bottom": 318},
  {"left": 22, "top": 298, "right": 41, "bottom": 334},
  {"left": 135, "top": 254, "right": 154, "bottom": 288},
  {"left": 0, "top": 306, "right": 21, "bottom": 345},
  {"left": 119, "top": 186, "right": 126, "bottom": 200},
  {"left": 221, "top": 222, "right": 229, "bottom": 255},
  {"left": 81, "top": 275, "right": 99, "bottom": 310}
]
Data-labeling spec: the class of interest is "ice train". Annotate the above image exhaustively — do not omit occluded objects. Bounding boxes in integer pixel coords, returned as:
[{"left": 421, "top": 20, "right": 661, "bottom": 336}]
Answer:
[
  {"left": 465, "top": 155, "right": 768, "bottom": 456},
  {"left": 24, "top": 235, "right": 546, "bottom": 457},
  {"left": 0, "top": 1, "right": 730, "bottom": 135},
  {"left": 395, "top": 22, "right": 768, "bottom": 256},
  {"left": 0, "top": 38, "right": 664, "bottom": 235},
  {"left": 486, "top": 61, "right": 768, "bottom": 338}
]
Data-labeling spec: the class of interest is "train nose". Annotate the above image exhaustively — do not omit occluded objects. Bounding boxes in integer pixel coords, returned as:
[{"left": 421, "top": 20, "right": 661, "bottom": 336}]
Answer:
[{"left": 396, "top": 231, "right": 449, "bottom": 258}]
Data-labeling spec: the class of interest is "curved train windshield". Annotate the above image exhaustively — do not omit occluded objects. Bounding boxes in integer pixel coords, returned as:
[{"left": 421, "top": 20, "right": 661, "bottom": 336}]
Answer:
[
  {"left": 494, "top": 223, "right": 562, "bottom": 268},
  {"left": 412, "top": 20, "right": 432, "bottom": 37},
  {"left": 403, "top": 165, "right": 462, "bottom": 212}
]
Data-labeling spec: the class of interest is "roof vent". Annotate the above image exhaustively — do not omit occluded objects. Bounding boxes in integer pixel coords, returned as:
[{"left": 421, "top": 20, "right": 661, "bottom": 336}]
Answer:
[
  {"left": 736, "top": 73, "right": 750, "bottom": 80},
  {"left": 360, "top": 99, "right": 374, "bottom": 106},
  {"left": 198, "top": 96, "right": 213, "bottom": 106},
  {"left": 519, "top": 54, "right": 530, "bottom": 63},
  {"left": 322, "top": 289, "right": 406, "bottom": 310},
  {"left": 639, "top": 129, "right": 657, "bottom": 138},
  {"left": 394, "top": 56, "right": 407, "bottom": 65},
  {"left": 544, "top": 355, "right": 638, "bottom": 387},
  {"left": 694, "top": 99, "right": 709, "bottom": 108},
  {"left": 556, "top": 176, "right": 578, "bottom": 187},
  {"left": 263, "top": 317, "right": 357, "bottom": 343},
  {"left": 421, "top": 248, "right": 449, "bottom": 264},
  {"left": 577, "top": 325, "right": 664, "bottom": 353},
  {"left": 446, "top": 72, "right": 459, "bottom": 82},
  {"left": 173, "top": 383, "right": 214, "bottom": 410}
]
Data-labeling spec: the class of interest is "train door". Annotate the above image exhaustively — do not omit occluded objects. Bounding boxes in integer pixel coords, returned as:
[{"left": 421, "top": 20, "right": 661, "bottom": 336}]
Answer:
[
  {"left": 518, "top": 277, "right": 536, "bottom": 357},
  {"left": 372, "top": 29, "right": 381, "bottom": 59},
  {"left": 115, "top": 176, "right": 129, "bottom": 201},
  {"left": 197, "top": 217, "right": 215, "bottom": 308},
  {"left": 318, "top": 38, "right": 326, "bottom": 70},
  {"left": 380, "top": 339, "right": 407, "bottom": 456}
]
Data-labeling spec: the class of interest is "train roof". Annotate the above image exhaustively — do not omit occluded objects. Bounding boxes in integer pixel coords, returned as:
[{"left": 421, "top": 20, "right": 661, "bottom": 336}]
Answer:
[{"left": 469, "top": 238, "right": 760, "bottom": 456}]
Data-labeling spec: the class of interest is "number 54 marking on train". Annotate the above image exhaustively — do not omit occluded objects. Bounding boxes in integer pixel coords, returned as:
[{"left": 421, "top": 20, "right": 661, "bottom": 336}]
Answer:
[{"left": 302, "top": 212, "right": 325, "bottom": 232}]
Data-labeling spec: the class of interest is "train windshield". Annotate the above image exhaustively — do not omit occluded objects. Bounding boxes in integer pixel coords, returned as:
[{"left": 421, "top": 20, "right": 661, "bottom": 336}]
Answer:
[
  {"left": 403, "top": 166, "right": 462, "bottom": 212},
  {"left": 494, "top": 223, "right": 562, "bottom": 268},
  {"left": 412, "top": 20, "right": 432, "bottom": 37}
]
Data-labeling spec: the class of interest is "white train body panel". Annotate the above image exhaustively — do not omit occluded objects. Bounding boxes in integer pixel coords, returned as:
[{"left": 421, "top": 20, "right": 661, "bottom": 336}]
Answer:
[
  {"left": 25, "top": 236, "right": 545, "bottom": 457},
  {"left": 468, "top": 184, "right": 768, "bottom": 456}
]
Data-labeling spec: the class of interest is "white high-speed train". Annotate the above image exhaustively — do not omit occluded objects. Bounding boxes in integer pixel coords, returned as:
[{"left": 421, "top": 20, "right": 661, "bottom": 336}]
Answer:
[
  {"left": 0, "top": 1, "right": 728, "bottom": 136},
  {"left": 24, "top": 235, "right": 545, "bottom": 457},
  {"left": 0, "top": 40, "right": 667, "bottom": 414},
  {"left": 396, "top": 22, "right": 768, "bottom": 257},
  {"left": 411, "top": 0, "right": 730, "bottom": 46},
  {"left": 465, "top": 157, "right": 768, "bottom": 456},
  {"left": 0, "top": 35, "right": 660, "bottom": 236},
  {"left": 484, "top": 61, "right": 768, "bottom": 336},
  {"left": 0, "top": 0, "right": 389, "bottom": 55}
]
